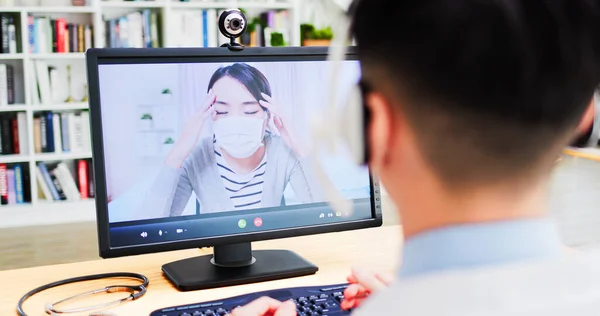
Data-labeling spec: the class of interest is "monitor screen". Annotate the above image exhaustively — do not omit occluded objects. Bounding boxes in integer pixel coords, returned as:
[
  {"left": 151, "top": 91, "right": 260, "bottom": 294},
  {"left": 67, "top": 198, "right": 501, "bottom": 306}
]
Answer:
[{"left": 92, "top": 50, "right": 379, "bottom": 251}]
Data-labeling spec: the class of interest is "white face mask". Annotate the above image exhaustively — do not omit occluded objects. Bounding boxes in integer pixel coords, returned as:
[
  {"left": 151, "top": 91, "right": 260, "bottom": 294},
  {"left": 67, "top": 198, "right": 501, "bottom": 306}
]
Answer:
[{"left": 213, "top": 116, "right": 265, "bottom": 158}]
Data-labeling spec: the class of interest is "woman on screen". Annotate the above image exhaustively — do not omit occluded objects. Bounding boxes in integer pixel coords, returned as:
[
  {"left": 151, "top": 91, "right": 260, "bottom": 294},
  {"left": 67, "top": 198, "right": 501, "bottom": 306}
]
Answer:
[{"left": 140, "top": 63, "right": 320, "bottom": 218}]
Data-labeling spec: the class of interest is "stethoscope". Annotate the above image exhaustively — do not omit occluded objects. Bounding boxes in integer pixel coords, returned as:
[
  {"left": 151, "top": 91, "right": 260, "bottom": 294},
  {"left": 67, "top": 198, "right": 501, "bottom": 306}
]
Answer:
[{"left": 17, "top": 272, "right": 149, "bottom": 316}]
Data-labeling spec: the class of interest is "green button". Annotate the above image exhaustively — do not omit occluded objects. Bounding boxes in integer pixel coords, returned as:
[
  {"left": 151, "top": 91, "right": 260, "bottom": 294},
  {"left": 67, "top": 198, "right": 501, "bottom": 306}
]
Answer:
[{"left": 238, "top": 219, "right": 247, "bottom": 229}]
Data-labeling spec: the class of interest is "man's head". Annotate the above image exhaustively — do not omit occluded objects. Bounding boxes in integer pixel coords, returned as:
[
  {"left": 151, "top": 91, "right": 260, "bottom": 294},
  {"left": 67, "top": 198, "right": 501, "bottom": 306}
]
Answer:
[{"left": 351, "top": 0, "right": 600, "bottom": 196}]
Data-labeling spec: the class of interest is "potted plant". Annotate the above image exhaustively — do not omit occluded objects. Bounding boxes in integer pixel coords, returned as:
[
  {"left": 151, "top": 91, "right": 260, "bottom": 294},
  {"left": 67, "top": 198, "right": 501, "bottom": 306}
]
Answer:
[
  {"left": 139, "top": 113, "right": 153, "bottom": 129},
  {"left": 302, "top": 24, "right": 333, "bottom": 46},
  {"left": 270, "top": 32, "right": 285, "bottom": 47},
  {"left": 160, "top": 88, "right": 173, "bottom": 104},
  {"left": 162, "top": 136, "right": 175, "bottom": 154}
]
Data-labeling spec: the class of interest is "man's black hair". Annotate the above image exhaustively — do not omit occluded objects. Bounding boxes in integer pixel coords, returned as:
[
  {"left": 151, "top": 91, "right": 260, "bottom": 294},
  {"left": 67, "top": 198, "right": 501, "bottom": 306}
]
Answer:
[
  {"left": 208, "top": 63, "right": 271, "bottom": 112},
  {"left": 351, "top": 0, "right": 600, "bottom": 185}
]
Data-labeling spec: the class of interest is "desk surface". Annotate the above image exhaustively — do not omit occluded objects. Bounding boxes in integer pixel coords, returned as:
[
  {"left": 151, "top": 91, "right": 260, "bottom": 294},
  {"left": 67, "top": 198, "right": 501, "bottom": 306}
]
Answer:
[{"left": 0, "top": 225, "right": 402, "bottom": 316}]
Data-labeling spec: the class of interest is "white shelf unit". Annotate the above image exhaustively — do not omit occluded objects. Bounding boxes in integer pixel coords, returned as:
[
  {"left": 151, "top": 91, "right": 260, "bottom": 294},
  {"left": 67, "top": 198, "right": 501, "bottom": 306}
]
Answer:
[{"left": 0, "top": 0, "right": 301, "bottom": 228}]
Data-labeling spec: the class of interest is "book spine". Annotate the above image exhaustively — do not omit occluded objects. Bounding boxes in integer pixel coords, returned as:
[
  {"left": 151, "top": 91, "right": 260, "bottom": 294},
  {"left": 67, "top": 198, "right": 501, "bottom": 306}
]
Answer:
[
  {"left": 0, "top": 64, "right": 7, "bottom": 106},
  {"left": 64, "top": 27, "right": 69, "bottom": 53},
  {"left": 67, "top": 24, "right": 75, "bottom": 53},
  {"left": 45, "top": 111, "right": 54, "bottom": 152},
  {"left": 57, "top": 18, "right": 66, "bottom": 53},
  {"left": 28, "top": 16, "right": 34, "bottom": 53},
  {"left": 8, "top": 23, "right": 16, "bottom": 54},
  {"left": 23, "top": 165, "right": 30, "bottom": 202},
  {"left": 0, "top": 15, "right": 9, "bottom": 53},
  {"left": 77, "top": 24, "right": 84, "bottom": 52},
  {"left": 53, "top": 113, "right": 62, "bottom": 153},
  {"left": 1, "top": 114, "right": 12, "bottom": 154},
  {"left": 6, "top": 64, "right": 13, "bottom": 104},
  {"left": 51, "top": 19, "right": 57, "bottom": 53},
  {"left": 33, "top": 117, "right": 41, "bottom": 153},
  {"left": 84, "top": 25, "right": 92, "bottom": 50},
  {"left": 14, "top": 164, "right": 23, "bottom": 204},
  {"left": 0, "top": 164, "right": 7, "bottom": 204},
  {"left": 6, "top": 168, "right": 15, "bottom": 204},
  {"left": 77, "top": 159, "right": 88, "bottom": 199},
  {"left": 38, "top": 162, "right": 59, "bottom": 200},
  {"left": 40, "top": 114, "right": 47, "bottom": 152},
  {"left": 49, "top": 169, "right": 67, "bottom": 200},
  {"left": 17, "top": 112, "right": 27, "bottom": 154},
  {"left": 11, "top": 116, "right": 18, "bottom": 154},
  {"left": 61, "top": 113, "right": 70, "bottom": 152}
]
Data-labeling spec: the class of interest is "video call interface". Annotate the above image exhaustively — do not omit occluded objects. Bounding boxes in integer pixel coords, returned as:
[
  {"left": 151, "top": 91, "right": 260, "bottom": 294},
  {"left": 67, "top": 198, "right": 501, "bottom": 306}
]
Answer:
[{"left": 97, "top": 59, "right": 374, "bottom": 247}]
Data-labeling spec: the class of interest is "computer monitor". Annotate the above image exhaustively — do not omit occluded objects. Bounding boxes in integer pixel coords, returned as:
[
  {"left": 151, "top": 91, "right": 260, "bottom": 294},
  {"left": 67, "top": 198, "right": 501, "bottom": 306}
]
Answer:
[{"left": 86, "top": 47, "right": 383, "bottom": 291}]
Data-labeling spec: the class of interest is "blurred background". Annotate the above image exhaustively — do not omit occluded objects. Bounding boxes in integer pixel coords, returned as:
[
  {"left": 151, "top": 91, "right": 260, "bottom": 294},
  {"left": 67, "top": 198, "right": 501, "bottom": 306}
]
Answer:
[{"left": 0, "top": 0, "right": 599, "bottom": 271}]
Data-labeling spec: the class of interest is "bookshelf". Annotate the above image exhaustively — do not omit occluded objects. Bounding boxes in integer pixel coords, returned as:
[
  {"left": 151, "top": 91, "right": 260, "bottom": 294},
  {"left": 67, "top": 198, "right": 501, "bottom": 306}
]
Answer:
[{"left": 0, "top": 0, "right": 302, "bottom": 228}]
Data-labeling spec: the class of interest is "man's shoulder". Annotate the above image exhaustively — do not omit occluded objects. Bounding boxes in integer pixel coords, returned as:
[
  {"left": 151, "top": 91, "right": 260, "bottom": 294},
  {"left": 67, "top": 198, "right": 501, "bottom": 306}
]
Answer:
[{"left": 354, "top": 253, "right": 600, "bottom": 315}]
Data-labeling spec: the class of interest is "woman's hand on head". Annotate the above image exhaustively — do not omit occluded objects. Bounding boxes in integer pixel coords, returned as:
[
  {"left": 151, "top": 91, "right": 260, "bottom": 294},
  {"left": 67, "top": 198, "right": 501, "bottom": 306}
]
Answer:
[
  {"left": 230, "top": 297, "right": 296, "bottom": 316},
  {"left": 165, "top": 90, "right": 217, "bottom": 168},
  {"left": 259, "top": 93, "right": 308, "bottom": 158}
]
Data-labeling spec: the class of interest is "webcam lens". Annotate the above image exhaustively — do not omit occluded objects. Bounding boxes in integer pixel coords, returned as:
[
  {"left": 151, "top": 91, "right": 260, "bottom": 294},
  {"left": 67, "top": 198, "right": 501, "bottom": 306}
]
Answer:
[{"left": 230, "top": 18, "right": 241, "bottom": 30}]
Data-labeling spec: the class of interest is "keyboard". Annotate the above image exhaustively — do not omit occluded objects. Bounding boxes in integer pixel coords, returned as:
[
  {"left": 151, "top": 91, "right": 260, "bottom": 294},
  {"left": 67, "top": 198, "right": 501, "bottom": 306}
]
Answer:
[{"left": 150, "top": 283, "right": 351, "bottom": 316}]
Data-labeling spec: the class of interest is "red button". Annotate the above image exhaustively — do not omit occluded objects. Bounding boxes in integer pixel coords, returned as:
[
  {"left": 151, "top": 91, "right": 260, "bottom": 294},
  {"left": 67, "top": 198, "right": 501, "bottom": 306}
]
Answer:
[{"left": 254, "top": 217, "right": 263, "bottom": 227}]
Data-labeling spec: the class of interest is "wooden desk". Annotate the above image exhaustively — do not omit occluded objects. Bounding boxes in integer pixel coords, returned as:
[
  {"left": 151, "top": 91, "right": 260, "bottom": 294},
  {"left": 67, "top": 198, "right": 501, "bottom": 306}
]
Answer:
[{"left": 0, "top": 226, "right": 402, "bottom": 315}]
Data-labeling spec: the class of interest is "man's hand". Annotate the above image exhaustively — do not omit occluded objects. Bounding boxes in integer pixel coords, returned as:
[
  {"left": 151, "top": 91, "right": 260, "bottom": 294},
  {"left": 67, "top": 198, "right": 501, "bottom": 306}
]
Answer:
[
  {"left": 341, "top": 267, "right": 393, "bottom": 310},
  {"left": 230, "top": 297, "right": 297, "bottom": 316}
]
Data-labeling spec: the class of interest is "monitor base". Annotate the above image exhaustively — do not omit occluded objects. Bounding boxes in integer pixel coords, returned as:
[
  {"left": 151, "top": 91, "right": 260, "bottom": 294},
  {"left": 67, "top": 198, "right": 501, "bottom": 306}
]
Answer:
[{"left": 162, "top": 243, "right": 318, "bottom": 291}]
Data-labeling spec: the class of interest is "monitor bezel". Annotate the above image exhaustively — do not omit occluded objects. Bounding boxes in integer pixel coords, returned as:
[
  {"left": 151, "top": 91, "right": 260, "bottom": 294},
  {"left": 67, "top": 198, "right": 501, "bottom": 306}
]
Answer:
[{"left": 86, "top": 46, "right": 383, "bottom": 259}]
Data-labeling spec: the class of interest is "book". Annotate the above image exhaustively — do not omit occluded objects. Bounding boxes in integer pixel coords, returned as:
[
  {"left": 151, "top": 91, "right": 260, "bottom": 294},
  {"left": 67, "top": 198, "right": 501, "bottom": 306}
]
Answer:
[
  {"left": 39, "top": 114, "right": 47, "bottom": 152},
  {"left": 49, "top": 169, "right": 67, "bottom": 200},
  {"left": 0, "top": 114, "right": 12, "bottom": 155},
  {"left": 14, "top": 164, "right": 23, "bottom": 204},
  {"left": 11, "top": 116, "right": 18, "bottom": 154},
  {"left": 45, "top": 111, "right": 54, "bottom": 152},
  {"left": 57, "top": 18, "right": 66, "bottom": 53},
  {"left": 6, "top": 63, "right": 13, "bottom": 104},
  {"left": 77, "top": 159, "right": 88, "bottom": 199},
  {"left": 17, "top": 112, "right": 27, "bottom": 154},
  {"left": 56, "top": 162, "right": 80, "bottom": 201},
  {"left": 0, "top": 15, "right": 9, "bottom": 53},
  {"left": 7, "top": 23, "right": 16, "bottom": 54},
  {"left": 61, "top": 112, "right": 70, "bottom": 152},
  {"left": 52, "top": 113, "right": 62, "bottom": 153},
  {"left": 35, "top": 166, "right": 52, "bottom": 201},
  {"left": 37, "top": 162, "right": 59, "bottom": 200},
  {"left": 33, "top": 117, "right": 41, "bottom": 153},
  {"left": 0, "top": 64, "right": 7, "bottom": 106},
  {"left": 0, "top": 163, "right": 7, "bottom": 204},
  {"left": 6, "top": 168, "right": 15, "bottom": 204}
]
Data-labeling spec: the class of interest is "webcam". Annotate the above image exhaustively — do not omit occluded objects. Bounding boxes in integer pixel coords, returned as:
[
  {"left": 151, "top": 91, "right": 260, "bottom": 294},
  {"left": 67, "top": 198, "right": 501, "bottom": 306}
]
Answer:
[{"left": 219, "top": 9, "right": 247, "bottom": 51}]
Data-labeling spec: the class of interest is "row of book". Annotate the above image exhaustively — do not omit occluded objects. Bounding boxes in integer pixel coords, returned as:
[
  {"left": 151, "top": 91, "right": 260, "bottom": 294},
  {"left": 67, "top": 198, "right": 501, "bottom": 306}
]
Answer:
[
  {"left": 244, "top": 10, "right": 292, "bottom": 47},
  {"left": 29, "top": 59, "right": 74, "bottom": 106},
  {"left": 36, "top": 159, "right": 95, "bottom": 202},
  {"left": 0, "top": 112, "right": 27, "bottom": 155},
  {"left": 34, "top": 111, "right": 91, "bottom": 154},
  {"left": 0, "top": 163, "right": 31, "bottom": 205},
  {"left": 0, "top": 64, "right": 15, "bottom": 106},
  {"left": 105, "top": 9, "right": 160, "bottom": 48},
  {"left": 170, "top": 9, "right": 220, "bottom": 48},
  {"left": 28, "top": 16, "right": 93, "bottom": 54},
  {"left": 0, "top": 14, "right": 18, "bottom": 54}
]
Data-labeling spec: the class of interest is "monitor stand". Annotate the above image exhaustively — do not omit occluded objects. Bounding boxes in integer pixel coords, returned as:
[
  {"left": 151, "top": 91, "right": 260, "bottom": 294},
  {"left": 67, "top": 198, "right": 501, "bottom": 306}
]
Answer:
[{"left": 162, "top": 242, "right": 319, "bottom": 291}]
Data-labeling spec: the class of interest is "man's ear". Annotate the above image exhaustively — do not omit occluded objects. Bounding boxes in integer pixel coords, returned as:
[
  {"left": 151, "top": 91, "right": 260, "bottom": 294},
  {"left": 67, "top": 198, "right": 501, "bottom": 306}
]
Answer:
[
  {"left": 366, "top": 92, "right": 393, "bottom": 172},
  {"left": 578, "top": 98, "right": 595, "bottom": 134}
]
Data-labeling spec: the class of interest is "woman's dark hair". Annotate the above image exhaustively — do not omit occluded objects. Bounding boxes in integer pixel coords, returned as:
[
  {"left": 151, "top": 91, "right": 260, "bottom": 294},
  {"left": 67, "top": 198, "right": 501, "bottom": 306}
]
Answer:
[{"left": 207, "top": 63, "right": 271, "bottom": 112}]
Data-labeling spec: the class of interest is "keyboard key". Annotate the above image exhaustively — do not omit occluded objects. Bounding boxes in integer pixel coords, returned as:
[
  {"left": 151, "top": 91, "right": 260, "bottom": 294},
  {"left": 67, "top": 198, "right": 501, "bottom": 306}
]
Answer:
[
  {"left": 192, "top": 312, "right": 203, "bottom": 316},
  {"left": 204, "top": 310, "right": 214, "bottom": 316},
  {"left": 319, "top": 294, "right": 329, "bottom": 299},
  {"left": 333, "top": 292, "right": 343, "bottom": 297},
  {"left": 309, "top": 295, "right": 318, "bottom": 300},
  {"left": 180, "top": 313, "right": 192, "bottom": 316},
  {"left": 216, "top": 308, "right": 227, "bottom": 315}
]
